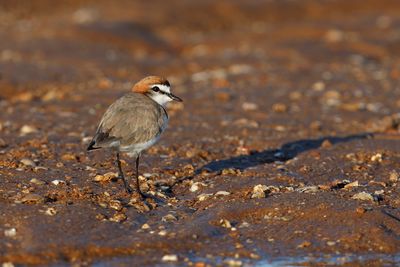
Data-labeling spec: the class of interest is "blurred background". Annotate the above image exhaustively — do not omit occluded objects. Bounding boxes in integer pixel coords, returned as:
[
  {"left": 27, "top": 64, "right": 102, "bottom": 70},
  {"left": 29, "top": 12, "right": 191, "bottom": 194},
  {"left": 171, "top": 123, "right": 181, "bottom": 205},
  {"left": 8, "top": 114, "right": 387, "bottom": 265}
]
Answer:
[
  {"left": 1, "top": 0, "right": 400, "bottom": 266},
  {"left": 1, "top": 0, "right": 400, "bottom": 137}
]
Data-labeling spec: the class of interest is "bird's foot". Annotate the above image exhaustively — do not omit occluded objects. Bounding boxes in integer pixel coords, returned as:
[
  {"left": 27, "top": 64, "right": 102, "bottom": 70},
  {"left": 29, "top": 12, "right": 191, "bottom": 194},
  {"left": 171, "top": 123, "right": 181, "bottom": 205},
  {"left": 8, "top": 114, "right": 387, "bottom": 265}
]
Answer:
[
  {"left": 137, "top": 189, "right": 166, "bottom": 204},
  {"left": 124, "top": 184, "right": 134, "bottom": 194}
]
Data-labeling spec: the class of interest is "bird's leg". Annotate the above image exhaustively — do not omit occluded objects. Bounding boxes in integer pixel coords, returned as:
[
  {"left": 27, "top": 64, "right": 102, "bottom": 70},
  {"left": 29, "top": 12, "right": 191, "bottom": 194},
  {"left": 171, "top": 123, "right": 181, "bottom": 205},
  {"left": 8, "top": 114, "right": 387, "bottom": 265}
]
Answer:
[
  {"left": 116, "top": 152, "right": 133, "bottom": 193},
  {"left": 135, "top": 155, "right": 147, "bottom": 198}
]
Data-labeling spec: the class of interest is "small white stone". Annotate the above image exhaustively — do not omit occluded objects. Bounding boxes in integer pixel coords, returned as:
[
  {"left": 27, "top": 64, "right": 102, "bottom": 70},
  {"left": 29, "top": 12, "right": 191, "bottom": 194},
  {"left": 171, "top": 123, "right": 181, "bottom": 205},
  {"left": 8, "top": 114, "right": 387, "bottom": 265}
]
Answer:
[
  {"left": 4, "top": 228, "right": 16, "bottom": 237},
  {"left": 251, "top": 184, "right": 268, "bottom": 199},
  {"left": 238, "top": 222, "right": 250, "bottom": 228},
  {"left": 197, "top": 193, "right": 213, "bottom": 201},
  {"left": 45, "top": 207, "right": 57, "bottom": 216},
  {"left": 85, "top": 166, "right": 96, "bottom": 171},
  {"left": 30, "top": 178, "right": 45, "bottom": 185},
  {"left": 220, "top": 219, "right": 232, "bottom": 228},
  {"left": 190, "top": 182, "right": 206, "bottom": 192},
  {"left": 374, "top": 190, "right": 384, "bottom": 195},
  {"left": 344, "top": 181, "right": 359, "bottom": 189},
  {"left": 2, "top": 262, "right": 14, "bottom": 267},
  {"left": 141, "top": 223, "right": 150, "bottom": 230},
  {"left": 20, "top": 158, "right": 36, "bottom": 167},
  {"left": 161, "top": 254, "right": 178, "bottom": 262},
  {"left": 389, "top": 171, "right": 398, "bottom": 182},
  {"left": 158, "top": 230, "right": 167, "bottom": 236},
  {"left": 161, "top": 214, "right": 178, "bottom": 222},
  {"left": 93, "top": 172, "right": 118, "bottom": 182},
  {"left": 20, "top": 125, "right": 37, "bottom": 135},
  {"left": 312, "top": 81, "right": 326, "bottom": 91},
  {"left": 242, "top": 102, "right": 258, "bottom": 111},
  {"left": 224, "top": 259, "right": 242, "bottom": 267},
  {"left": 215, "top": 191, "right": 230, "bottom": 196},
  {"left": 352, "top": 192, "right": 374, "bottom": 202},
  {"left": 51, "top": 179, "right": 65, "bottom": 186},
  {"left": 297, "top": 185, "right": 319, "bottom": 193},
  {"left": 327, "top": 241, "right": 336, "bottom": 246},
  {"left": 371, "top": 153, "right": 383, "bottom": 162}
]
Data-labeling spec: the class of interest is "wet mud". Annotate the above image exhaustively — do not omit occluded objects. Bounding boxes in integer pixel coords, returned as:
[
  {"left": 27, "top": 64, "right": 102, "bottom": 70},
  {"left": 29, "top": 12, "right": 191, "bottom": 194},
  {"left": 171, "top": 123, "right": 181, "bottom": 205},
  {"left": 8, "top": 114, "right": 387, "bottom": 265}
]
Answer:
[{"left": 1, "top": 0, "right": 400, "bottom": 266}]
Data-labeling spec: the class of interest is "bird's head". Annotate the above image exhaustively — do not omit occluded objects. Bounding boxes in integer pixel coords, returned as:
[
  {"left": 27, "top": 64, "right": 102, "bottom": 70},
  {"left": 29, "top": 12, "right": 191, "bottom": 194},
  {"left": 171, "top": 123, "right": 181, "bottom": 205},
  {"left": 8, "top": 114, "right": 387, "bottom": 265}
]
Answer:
[{"left": 132, "top": 76, "right": 182, "bottom": 106}]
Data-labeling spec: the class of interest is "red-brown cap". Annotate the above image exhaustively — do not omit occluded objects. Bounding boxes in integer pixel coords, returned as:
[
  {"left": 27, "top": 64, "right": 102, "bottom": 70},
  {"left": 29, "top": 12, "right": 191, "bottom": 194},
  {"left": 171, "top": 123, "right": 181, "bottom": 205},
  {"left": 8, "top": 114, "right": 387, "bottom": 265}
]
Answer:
[{"left": 132, "top": 76, "right": 170, "bottom": 93}]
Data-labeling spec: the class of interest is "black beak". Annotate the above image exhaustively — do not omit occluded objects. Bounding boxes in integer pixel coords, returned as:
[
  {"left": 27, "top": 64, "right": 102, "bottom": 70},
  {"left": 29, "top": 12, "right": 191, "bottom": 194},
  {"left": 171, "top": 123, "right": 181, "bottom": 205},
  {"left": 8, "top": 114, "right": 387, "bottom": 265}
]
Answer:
[{"left": 168, "top": 93, "right": 183, "bottom": 102}]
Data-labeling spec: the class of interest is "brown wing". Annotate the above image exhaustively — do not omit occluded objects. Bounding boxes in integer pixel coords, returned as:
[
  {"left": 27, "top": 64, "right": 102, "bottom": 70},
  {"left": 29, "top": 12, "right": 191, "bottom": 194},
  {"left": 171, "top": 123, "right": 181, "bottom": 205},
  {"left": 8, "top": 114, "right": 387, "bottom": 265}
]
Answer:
[{"left": 88, "top": 93, "right": 167, "bottom": 150}]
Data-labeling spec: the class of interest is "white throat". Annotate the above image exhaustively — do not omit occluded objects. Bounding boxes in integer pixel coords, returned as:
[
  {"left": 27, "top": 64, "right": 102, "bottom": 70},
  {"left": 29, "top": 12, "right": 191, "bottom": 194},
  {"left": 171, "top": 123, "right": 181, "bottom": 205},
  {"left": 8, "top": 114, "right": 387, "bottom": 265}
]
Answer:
[{"left": 148, "top": 84, "right": 172, "bottom": 106}]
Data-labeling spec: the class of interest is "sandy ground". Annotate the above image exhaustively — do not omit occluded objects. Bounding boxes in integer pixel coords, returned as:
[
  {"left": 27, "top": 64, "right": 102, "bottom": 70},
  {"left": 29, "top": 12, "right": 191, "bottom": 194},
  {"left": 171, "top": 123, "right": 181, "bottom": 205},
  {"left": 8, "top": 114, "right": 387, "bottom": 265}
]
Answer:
[{"left": 1, "top": 0, "right": 400, "bottom": 266}]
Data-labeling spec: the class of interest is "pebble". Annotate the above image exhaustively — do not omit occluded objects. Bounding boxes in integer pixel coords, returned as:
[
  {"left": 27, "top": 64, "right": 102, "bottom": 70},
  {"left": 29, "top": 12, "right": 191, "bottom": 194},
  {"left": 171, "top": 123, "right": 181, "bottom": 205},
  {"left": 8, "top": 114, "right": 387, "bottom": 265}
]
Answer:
[
  {"left": 221, "top": 168, "right": 240, "bottom": 175},
  {"left": 321, "top": 139, "right": 332, "bottom": 148},
  {"left": 312, "top": 81, "right": 326, "bottom": 91},
  {"left": 325, "top": 29, "right": 344, "bottom": 43},
  {"left": 158, "top": 230, "right": 167, "bottom": 236},
  {"left": 20, "top": 193, "right": 44, "bottom": 204},
  {"left": 297, "top": 186, "right": 319, "bottom": 193},
  {"left": 272, "top": 103, "right": 287, "bottom": 113},
  {"left": 190, "top": 182, "right": 206, "bottom": 192},
  {"left": 374, "top": 190, "right": 384, "bottom": 195},
  {"left": 85, "top": 166, "right": 96, "bottom": 171},
  {"left": 2, "top": 262, "right": 14, "bottom": 267},
  {"left": 162, "top": 254, "right": 178, "bottom": 262},
  {"left": 327, "top": 241, "right": 336, "bottom": 246},
  {"left": 4, "top": 228, "right": 16, "bottom": 237},
  {"left": 109, "top": 200, "right": 123, "bottom": 211},
  {"left": 93, "top": 172, "right": 118, "bottom": 182},
  {"left": 0, "top": 138, "right": 7, "bottom": 148},
  {"left": 51, "top": 179, "right": 66, "bottom": 186},
  {"left": 141, "top": 223, "right": 150, "bottom": 229},
  {"left": 220, "top": 219, "right": 232, "bottom": 228},
  {"left": 233, "top": 118, "right": 259, "bottom": 128},
  {"left": 61, "top": 153, "right": 77, "bottom": 161},
  {"left": 352, "top": 192, "right": 374, "bottom": 202},
  {"left": 297, "top": 240, "right": 311, "bottom": 248},
  {"left": 242, "top": 102, "right": 258, "bottom": 111},
  {"left": 162, "top": 214, "right": 178, "bottom": 222},
  {"left": 323, "top": 90, "right": 341, "bottom": 107},
  {"left": 72, "top": 7, "right": 99, "bottom": 24},
  {"left": 224, "top": 259, "right": 242, "bottom": 267},
  {"left": 20, "top": 156, "right": 35, "bottom": 167},
  {"left": 344, "top": 181, "right": 359, "bottom": 189},
  {"left": 238, "top": 221, "right": 250, "bottom": 228},
  {"left": 215, "top": 191, "right": 230, "bottom": 196},
  {"left": 109, "top": 212, "right": 127, "bottom": 223},
  {"left": 28, "top": 178, "right": 44, "bottom": 186},
  {"left": 45, "top": 207, "right": 57, "bottom": 216},
  {"left": 197, "top": 193, "right": 213, "bottom": 201},
  {"left": 389, "top": 171, "right": 398, "bottom": 182},
  {"left": 251, "top": 184, "right": 268, "bottom": 199},
  {"left": 371, "top": 153, "right": 383, "bottom": 162},
  {"left": 356, "top": 207, "right": 366, "bottom": 214},
  {"left": 20, "top": 125, "right": 37, "bottom": 135}
]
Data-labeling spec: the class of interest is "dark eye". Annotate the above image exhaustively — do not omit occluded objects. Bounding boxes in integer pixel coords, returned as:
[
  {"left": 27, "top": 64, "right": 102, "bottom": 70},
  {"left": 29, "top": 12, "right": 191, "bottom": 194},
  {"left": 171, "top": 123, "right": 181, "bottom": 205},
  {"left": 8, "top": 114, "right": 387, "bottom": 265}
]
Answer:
[{"left": 152, "top": 86, "right": 160, "bottom": 92}]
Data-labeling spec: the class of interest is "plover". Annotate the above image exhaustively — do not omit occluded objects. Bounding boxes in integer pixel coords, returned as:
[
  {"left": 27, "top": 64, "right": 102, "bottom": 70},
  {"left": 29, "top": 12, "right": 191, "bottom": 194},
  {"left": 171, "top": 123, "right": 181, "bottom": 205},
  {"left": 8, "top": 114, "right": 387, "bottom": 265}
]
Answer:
[{"left": 87, "top": 76, "right": 182, "bottom": 197}]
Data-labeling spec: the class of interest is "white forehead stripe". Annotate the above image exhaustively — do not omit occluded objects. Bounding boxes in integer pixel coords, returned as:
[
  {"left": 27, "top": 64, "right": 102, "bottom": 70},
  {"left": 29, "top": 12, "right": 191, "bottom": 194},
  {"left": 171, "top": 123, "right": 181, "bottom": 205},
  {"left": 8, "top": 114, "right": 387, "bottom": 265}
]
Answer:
[{"left": 153, "top": 84, "right": 170, "bottom": 93}]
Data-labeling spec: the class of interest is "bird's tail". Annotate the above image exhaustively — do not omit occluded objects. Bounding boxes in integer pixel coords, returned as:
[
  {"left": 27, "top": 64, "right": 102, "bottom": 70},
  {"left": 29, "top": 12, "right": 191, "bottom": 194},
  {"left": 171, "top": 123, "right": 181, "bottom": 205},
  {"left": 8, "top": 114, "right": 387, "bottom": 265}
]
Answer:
[{"left": 86, "top": 140, "right": 99, "bottom": 151}]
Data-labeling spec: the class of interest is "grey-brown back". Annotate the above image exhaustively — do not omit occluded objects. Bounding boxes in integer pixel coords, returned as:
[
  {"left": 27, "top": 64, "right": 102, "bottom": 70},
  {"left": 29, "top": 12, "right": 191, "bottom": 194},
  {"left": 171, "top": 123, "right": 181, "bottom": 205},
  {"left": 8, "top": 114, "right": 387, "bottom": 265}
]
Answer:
[{"left": 88, "top": 93, "right": 168, "bottom": 150}]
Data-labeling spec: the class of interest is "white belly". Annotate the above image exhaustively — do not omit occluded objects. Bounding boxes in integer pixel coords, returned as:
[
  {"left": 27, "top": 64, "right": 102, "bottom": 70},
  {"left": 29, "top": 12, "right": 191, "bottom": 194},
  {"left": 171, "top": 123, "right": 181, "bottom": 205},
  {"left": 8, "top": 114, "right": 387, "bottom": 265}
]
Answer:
[{"left": 119, "top": 135, "right": 160, "bottom": 157}]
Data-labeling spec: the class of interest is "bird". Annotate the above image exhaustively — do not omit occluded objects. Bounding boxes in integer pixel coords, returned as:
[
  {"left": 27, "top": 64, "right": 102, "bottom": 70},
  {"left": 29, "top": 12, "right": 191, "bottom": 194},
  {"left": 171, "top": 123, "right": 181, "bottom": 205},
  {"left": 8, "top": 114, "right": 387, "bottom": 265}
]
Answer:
[{"left": 87, "top": 76, "right": 182, "bottom": 198}]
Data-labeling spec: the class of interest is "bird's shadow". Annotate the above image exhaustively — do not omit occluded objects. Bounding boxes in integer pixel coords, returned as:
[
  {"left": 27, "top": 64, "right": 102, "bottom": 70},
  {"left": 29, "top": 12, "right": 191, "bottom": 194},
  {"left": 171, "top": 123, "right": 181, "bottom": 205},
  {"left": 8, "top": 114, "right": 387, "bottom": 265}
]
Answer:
[{"left": 194, "top": 133, "right": 372, "bottom": 175}]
